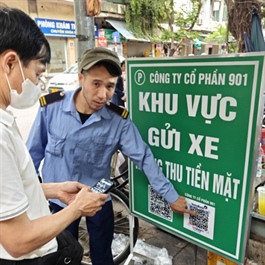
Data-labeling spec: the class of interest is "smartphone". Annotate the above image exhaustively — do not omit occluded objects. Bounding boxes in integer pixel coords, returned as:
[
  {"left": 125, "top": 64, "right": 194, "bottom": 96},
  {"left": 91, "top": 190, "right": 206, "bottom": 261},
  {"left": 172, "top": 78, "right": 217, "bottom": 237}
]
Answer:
[{"left": 91, "top": 178, "right": 115, "bottom": 194}]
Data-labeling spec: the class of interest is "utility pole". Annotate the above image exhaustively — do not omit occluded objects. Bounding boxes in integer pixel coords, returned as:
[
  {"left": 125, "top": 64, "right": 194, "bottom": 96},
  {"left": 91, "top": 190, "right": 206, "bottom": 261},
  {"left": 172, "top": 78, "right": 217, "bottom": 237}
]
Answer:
[{"left": 74, "top": 0, "right": 95, "bottom": 62}]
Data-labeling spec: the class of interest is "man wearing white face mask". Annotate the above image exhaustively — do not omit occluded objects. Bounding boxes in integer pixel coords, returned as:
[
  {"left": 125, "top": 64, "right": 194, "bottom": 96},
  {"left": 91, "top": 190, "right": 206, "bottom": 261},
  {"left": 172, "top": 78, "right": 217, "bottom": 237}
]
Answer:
[
  {"left": 0, "top": 6, "right": 108, "bottom": 265},
  {"left": 5, "top": 58, "right": 43, "bottom": 109}
]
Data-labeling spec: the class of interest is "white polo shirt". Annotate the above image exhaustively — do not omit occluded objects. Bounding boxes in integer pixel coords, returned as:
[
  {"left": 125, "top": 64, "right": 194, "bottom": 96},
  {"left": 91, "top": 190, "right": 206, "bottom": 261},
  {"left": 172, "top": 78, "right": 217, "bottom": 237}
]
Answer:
[{"left": 0, "top": 109, "right": 57, "bottom": 260}]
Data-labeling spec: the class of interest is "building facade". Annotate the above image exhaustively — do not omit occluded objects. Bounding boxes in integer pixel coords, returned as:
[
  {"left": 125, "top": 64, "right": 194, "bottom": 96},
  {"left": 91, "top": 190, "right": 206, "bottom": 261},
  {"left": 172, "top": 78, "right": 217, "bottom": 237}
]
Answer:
[
  {"left": 173, "top": 0, "right": 228, "bottom": 55},
  {"left": 1, "top": 0, "right": 229, "bottom": 74},
  {"left": 1, "top": 0, "right": 152, "bottom": 75},
  {"left": 2, "top": 0, "right": 78, "bottom": 74}
]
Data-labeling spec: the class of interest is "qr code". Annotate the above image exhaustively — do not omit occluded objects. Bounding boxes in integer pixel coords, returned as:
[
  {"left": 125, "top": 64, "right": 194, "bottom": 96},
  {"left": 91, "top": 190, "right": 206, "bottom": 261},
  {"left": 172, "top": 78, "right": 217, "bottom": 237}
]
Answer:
[
  {"left": 189, "top": 203, "right": 209, "bottom": 233},
  {"left": 148, "top": 186, "right": 173, "bottom": 221}
]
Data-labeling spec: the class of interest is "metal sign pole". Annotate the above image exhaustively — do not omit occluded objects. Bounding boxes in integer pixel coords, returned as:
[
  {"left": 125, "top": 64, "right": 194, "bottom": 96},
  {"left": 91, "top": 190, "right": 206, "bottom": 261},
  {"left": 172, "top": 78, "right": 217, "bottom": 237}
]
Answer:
[
  {"left": 125, "top": 216, "right": 200, "bottom": 265},
  {"left": 194, "top": 244, "right": 198, "bottom": 265},
  {"left": 124, "top": 215, "right": 156, "bottom": 264},
  {"left": 123, "top": 215, "right": 134, "bottom": 265}
]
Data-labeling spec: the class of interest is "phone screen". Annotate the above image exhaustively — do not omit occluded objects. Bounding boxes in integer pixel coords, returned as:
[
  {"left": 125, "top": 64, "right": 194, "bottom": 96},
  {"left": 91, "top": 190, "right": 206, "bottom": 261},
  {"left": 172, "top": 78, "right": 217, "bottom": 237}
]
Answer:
[{"left": 91, "top": 178, "right": 114, "bottom": 194}]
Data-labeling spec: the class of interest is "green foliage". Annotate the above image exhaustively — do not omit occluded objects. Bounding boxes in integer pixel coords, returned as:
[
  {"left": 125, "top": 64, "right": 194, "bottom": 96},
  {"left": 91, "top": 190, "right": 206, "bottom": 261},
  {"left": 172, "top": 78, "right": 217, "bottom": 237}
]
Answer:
[
  {"left": 125, "top": 0, "right": 166, "bottom": 39},
  {"left": 204, "top": 24, "right": 238, "bottom": 53},
  {"left": 204, "top": 25, "right": 228, "bottom": 44},
  {"left": 125, "top": 0, "right": 202, "bottom": 44},
  {"left": 228, "top": 41, "right": 238, "bottom": 53},
  {"left": 174, "top": 0, "right": 200, "bottom": 28}
]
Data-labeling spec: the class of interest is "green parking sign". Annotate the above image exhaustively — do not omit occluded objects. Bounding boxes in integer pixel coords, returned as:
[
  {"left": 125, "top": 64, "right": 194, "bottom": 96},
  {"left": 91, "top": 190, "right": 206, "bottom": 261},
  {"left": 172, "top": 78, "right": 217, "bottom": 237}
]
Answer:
[{"left": 127, "top": 53, "right": 265, "bottom": 264}]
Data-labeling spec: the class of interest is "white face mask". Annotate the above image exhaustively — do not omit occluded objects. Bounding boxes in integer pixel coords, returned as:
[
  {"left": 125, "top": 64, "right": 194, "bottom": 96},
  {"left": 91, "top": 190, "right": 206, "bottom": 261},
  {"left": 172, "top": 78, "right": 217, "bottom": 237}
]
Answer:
[{"left": 5, "top": 59, "right": 42, "bottom": 109}]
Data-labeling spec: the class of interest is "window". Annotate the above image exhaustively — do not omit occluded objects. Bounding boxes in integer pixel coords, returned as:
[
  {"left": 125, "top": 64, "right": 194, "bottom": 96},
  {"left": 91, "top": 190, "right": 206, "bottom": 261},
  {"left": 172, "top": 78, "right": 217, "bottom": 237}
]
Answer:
[
  {"left": 48, "top": 38, "right": 67, "bottom": 73},
  {"left": 212, "top": 1, "right": 220, "bottom": 22},
  {"left": 222, "top": 4, "right": 228, "bottom": 22}
]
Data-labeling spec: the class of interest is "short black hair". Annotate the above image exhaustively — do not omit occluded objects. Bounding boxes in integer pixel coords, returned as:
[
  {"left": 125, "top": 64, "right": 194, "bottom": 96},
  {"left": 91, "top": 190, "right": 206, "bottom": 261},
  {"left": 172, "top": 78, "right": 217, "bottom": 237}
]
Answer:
[{"left": 0, "top": 7, "right": 51, "bottom": 66}]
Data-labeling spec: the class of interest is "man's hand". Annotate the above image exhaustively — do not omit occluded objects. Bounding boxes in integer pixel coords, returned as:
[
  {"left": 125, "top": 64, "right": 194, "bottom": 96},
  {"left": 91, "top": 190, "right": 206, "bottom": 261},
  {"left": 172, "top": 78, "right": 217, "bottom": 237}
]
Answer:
[
  {"left": 57, "top": 181, "right": 88, "bottom": 205},
  {"left": 71, "top": 187, "right": 108, "bottom": 217},
  {"left": 43, "top": 181, "right": 108, "bottom": 217},
  {"left": 169, "top": 196, "right": 196, "bottom": 216}
]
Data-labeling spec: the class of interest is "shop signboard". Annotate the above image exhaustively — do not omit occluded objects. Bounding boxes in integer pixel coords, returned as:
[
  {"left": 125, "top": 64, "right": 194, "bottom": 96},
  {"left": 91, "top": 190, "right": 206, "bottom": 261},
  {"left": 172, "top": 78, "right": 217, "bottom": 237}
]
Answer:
[
  {"left": 95, "top": 23, "right": 99, "bottom": 38},
  {"left": 127, "top": 53, "right": 265, "bottom": 264},
  {"left": 35, "top": 18, "right": 75, "bottom": 38},
  {"left": 104, "top": 29, "right": 115, "bottom": 42},
  {"left": 103, "top": 29, "right": 126, "bottom": 43}
]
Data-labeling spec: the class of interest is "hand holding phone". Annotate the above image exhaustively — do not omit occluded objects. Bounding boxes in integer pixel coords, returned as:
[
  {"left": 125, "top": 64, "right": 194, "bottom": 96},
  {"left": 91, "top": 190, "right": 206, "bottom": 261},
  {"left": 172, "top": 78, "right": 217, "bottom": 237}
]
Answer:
[{"left": 91, "top": 178, "right": 115, "bottom": 194}]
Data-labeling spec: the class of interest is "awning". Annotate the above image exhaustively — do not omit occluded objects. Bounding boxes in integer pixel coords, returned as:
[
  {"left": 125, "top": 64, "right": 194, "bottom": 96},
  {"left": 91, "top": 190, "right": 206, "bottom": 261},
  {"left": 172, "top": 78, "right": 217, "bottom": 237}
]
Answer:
[{"left": 105, "top": 19, "right": 149, "bottom": 42}]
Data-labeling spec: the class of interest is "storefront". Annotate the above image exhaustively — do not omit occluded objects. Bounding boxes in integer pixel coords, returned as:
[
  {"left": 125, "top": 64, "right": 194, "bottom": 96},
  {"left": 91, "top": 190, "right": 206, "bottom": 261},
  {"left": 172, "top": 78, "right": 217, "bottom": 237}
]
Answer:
[
  {"left": 95, "top": 18, "right": 152, "bottom": 58},
  {"left": 35, "top": 18, "right": 76, "bottom": 75}
]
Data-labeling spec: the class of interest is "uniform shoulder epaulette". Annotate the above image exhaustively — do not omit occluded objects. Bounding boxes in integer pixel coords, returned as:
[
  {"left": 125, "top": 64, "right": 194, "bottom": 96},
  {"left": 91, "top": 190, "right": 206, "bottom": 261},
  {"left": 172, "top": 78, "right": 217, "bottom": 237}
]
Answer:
[
  {"left": 39, "top": 91, "right": 65, "bottom": 107},
  {"left": 106, "top": 102, "right": 129, "bottom": 119}
]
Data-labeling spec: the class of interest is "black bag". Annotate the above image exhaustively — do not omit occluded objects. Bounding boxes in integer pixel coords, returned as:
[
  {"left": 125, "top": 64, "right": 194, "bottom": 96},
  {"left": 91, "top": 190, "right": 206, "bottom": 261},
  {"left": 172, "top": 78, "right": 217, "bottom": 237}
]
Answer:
[{"left": 41, "top": 230, "right": 84, "bottom": 265}]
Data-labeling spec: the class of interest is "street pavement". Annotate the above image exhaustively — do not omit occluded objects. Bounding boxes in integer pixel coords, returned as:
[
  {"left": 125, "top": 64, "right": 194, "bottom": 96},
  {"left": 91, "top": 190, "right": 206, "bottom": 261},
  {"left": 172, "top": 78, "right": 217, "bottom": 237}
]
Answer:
[{"left": 121, "top": 219, "right": 208, "bottom": 265}]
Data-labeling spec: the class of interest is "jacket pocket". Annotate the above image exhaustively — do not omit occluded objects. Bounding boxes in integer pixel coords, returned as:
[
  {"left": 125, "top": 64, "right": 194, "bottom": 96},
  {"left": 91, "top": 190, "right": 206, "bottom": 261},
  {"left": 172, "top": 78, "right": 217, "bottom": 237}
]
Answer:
[
  {"left": 46, "top": 132, "right": 66, "bottom": 157},
  {"left": 84, "top": 136, "right": 114, "bottom": 165}
]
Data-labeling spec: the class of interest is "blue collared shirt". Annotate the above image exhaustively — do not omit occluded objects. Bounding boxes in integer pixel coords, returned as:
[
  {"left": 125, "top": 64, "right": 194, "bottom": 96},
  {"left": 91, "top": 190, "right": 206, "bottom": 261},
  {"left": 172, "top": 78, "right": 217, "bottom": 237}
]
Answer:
[{"left": 26, "top": 89, "right": 179, "bottom": 207}]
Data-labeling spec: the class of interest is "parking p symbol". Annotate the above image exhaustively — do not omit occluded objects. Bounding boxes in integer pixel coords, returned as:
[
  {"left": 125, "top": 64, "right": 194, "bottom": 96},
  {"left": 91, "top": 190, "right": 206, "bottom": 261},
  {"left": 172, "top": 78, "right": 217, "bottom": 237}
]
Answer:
[{"left": 134, "top": 70, "right": 145, "bottom": 86}]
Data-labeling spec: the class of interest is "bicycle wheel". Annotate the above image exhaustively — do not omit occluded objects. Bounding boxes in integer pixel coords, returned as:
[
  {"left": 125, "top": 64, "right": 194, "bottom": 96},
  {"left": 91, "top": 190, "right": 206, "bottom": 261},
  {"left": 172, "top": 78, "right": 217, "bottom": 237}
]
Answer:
[{"left": 79, "top": 188, "right": 139, "bottom": 265}]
